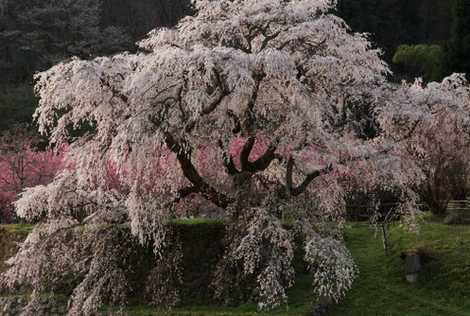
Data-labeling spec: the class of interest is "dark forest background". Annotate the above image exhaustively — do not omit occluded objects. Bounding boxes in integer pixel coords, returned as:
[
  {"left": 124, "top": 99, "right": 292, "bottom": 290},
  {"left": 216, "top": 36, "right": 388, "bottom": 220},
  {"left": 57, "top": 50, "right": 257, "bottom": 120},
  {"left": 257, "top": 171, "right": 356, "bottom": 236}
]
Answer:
[{"left": 0, "top": 0, "right": 469, "bottom": 132}]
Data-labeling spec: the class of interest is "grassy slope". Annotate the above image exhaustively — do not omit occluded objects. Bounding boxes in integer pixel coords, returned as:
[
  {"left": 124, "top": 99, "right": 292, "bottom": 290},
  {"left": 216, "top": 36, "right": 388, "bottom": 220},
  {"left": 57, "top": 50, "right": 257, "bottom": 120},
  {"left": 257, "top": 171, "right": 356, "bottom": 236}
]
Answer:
[{"left": 330, "top": 222, "right": 470, "bottom": 316}]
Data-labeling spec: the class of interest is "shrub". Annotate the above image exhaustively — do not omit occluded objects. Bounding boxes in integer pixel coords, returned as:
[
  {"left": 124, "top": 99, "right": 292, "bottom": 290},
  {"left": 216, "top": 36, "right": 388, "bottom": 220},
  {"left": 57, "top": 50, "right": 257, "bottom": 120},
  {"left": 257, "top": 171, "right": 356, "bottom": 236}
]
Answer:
[{"left": 393, "top": 44, "right": 444, "bottom": 82}]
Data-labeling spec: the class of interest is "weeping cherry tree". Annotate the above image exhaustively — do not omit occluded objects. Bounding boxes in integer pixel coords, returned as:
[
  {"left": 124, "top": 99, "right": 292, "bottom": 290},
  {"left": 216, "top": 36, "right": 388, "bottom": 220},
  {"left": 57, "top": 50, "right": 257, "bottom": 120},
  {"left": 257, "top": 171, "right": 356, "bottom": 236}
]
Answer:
[{"left": 3, "top": 0, "right": 467, "bottom": 314}]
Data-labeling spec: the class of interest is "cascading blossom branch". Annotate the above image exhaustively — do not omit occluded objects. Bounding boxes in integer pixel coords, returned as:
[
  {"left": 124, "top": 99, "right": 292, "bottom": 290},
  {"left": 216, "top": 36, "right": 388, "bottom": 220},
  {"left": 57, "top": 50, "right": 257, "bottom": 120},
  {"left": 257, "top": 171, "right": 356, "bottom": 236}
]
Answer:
[
  {"left": 4, "top": 0, "right": 467, "bottom": 313},
  {"left": 305, "top": 235, "right": 357, "bottom": 302}
]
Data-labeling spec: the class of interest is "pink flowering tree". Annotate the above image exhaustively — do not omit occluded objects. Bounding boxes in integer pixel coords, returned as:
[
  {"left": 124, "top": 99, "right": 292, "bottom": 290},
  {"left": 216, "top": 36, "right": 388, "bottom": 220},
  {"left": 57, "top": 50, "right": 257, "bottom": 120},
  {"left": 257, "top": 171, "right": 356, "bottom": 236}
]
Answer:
[
  {"left": 2, "top": 0, "right": 468, "bottom": 314},
  {"left": 0, "top": 127, "right": 65, "bottom": 222},
  {"left": 379, "top": 75, "right": 470, "bottom": 215}
]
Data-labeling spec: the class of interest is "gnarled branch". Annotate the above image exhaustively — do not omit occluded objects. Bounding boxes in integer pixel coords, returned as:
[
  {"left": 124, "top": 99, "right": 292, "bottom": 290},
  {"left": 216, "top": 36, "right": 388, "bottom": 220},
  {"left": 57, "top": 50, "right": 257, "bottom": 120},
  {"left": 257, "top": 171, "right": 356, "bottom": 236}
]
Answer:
[
  {"left": 285, "top": 157, "right": 332, "bottom": 197},
  {"left": 164, "top": 133, "right": 232, "bottom": 208},
  {"left": 248, "top": 140, "right": 282, "bottom": 172}
]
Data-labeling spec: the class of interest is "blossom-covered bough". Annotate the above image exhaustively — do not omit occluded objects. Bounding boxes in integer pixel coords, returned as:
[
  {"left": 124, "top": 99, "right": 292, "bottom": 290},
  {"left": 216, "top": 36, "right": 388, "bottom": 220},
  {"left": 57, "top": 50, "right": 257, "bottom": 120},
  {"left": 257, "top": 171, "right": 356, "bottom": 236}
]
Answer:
[{"left": 3, "top": 0, "right": 470, "bottom": 314}]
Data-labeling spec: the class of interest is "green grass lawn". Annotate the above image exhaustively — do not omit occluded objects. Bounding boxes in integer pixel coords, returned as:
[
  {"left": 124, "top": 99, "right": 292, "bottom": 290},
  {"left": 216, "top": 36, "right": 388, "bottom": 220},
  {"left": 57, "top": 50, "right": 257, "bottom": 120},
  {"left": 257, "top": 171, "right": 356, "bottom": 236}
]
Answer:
[{"left": 329, "top": 222, "right": 470, "bottom": 316}]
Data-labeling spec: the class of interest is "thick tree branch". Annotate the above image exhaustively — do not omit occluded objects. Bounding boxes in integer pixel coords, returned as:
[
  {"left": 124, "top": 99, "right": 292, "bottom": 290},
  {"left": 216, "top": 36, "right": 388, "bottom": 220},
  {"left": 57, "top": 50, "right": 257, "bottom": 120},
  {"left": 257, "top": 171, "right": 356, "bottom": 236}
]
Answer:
[
  {"left": 242, "top": 71, "right": 265, "bottom": 133},
  {"left": 240, "top": 136, "right": 256, "bottom": 171},
  {"left": 164, "top": 133, "right": 232, "bottom": 208},
  {"left": 218, "top": 140, "right": 239, "bottom": 175},
  {"left": 202, "top": 70, "right": 227, "bottom": 114},
  {"left": 227, "top": 110, "right": 241, "bottom": 134},
  {"left": 290, "top": 171, "right": 321, "bottom": 197},
  {"left": 248, "top": 140, "right": 282, "bottom": 172},
  {"left": 239, "top": 136, "right": 282, "bottom": 173},
  {"left": 100, "top": 76, "right": 128, "bottom": 104},
  {"left": 259, "top": 30, "right": 282, "bottom": 51},
  {"left": 285, "top": 157, "right": 332, "bottom": 197},
  {"left": 185, "top": 69, "right": 229, "bottom": 132}
]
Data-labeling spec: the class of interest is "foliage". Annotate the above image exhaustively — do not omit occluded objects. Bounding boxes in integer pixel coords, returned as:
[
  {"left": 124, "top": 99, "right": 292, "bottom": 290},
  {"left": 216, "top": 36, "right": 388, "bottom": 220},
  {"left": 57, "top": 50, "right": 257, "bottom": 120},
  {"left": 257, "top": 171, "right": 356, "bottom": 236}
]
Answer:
[
  {"left": 112, "top": 273, "right": 314, "bottom": 316},
  {"left": 0, "top": 0, "right": 135, "bottom": 132},
  {"left": 0, "top": 0, "right": 458, "bottom": 133},
  {"left": 101, "top": 221, "right": 470, "bottom": 315},
  {"left": 0, "top": 224, "right": 155, "bottom": 313},
  {"left": 0, "top": 84, "right": 37, "bottom": 131},
  {"left": 0, "top": 0, "right": 132, "bottom": 83},
  {"left": 0, "top": 0, "right": 193, "bottom": 132},
  {"left": 393, "top": 44, "right": 444, "bottom": 82},
  {"left": 0, "top": 221, "right": 308, "bottom": 315}
]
